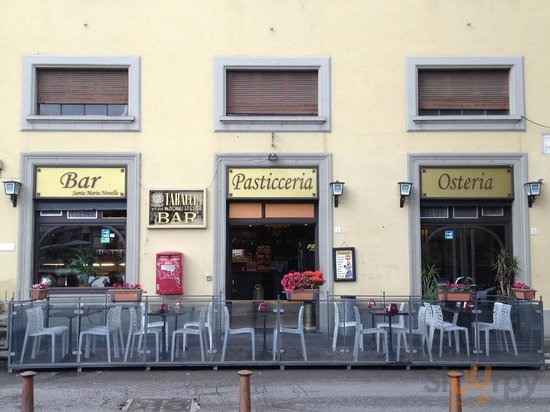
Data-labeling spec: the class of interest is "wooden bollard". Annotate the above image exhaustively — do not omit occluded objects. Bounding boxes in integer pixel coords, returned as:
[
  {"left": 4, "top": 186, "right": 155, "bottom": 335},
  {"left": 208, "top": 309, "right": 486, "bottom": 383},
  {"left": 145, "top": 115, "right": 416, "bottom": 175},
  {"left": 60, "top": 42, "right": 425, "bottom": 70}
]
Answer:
[
  {"left": 20, "top": 371, "right": 37, "bottom": 412},
  {"left": 238, "top": 370, "right": 253, "bottom": 412},
  {"left": 447, "top": 371, "right": 463, "bottom": 412}
]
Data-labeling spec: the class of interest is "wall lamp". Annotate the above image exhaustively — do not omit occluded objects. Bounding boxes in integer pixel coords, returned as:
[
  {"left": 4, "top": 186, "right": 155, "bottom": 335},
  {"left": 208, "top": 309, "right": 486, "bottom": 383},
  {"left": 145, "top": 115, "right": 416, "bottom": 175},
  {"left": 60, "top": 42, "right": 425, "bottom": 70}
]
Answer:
[
  {"left": 329, "top": 180, "right": 345, "bottom": 207},
  {"left": 524, "top": 179, "right": 543, "bottom": 207},
  {"left": 398, "top": 181, "right": 413, "bottom": 208},
  {"left": 3, "top": 180, "right": 22, "bottom": 207}
]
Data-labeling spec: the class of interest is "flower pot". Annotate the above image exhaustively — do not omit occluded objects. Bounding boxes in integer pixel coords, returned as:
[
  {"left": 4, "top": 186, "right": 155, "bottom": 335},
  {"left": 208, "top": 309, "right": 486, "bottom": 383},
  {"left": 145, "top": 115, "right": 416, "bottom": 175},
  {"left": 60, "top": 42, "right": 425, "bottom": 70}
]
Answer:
[
  {"left": 29, "top": 288, "right": 49, "bottom": 300},
  {"left": 108, "top": 289, "right": 143, "bottom": 302},
  {"left": 437, "top": 290, "right": 472, "bottom": 302},
  {"left": 285, "top": 289, "right": 319, "bottom": 301},
  {"left": 512, "top": 288, "right": 536, "bottom": 300}
]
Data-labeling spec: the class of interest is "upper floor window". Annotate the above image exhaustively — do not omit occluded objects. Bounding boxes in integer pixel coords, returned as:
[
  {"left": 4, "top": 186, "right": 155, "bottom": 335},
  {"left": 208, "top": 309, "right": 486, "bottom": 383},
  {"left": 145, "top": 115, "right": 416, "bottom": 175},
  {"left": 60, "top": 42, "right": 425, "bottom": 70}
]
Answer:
[
  {"left": 214, "top": 57, "right": 331, "bottom": 132},
  {"left": 22, "top": 56, "right": 140, "bottom": 132},
  {"left": 406, "top": 57, "right": 524, "bottom": 131}
]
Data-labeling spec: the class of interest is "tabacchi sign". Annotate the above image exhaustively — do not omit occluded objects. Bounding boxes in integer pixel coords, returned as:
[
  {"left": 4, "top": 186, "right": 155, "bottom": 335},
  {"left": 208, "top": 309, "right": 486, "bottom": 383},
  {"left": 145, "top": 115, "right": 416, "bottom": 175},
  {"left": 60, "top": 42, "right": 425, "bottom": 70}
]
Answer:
[
  {"left": 421, "top": 167, "right": 513, "bottom": 199},
  {"left": 35, "top": 167, "right": 126, "bottom": 199},
  {"left": 228, "top": 168, "right": 318, "bottom": 199},
  {"left": 149, "top": 189, "right": 206, "bottom": 228}
]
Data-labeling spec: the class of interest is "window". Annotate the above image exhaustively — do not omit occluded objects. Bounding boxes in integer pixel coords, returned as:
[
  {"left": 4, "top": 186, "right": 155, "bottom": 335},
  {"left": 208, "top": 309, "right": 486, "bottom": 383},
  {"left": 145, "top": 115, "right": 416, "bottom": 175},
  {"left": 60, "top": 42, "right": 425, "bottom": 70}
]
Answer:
[
  {"left": 22, "top": 56, "right": 140, "bottom": 131},
  {"left": 214, "top": 57, "right": 331, "bottom": 132},
  {"left": 406, "top": 57, "right": 524, "bottom": 131}
]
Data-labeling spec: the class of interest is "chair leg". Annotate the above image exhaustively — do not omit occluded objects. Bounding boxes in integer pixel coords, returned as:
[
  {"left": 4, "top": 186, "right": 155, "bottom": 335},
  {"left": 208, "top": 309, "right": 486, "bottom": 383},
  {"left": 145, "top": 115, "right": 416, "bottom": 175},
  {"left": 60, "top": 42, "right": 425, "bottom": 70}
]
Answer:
[
  {"left": 396, "top": 332, "right": 401, "bottom": 362},
  {"left": 199, "top": 332, "right": 205, "bottom": 362},
  {"left": 106, "top": 334, "right": 111, "bottom": 363},
  {"left": 221, "top": 334, "right": 228, "bottom": 362},
  {"left": 31, "top": 336, "right": 39, "bottom": 359},
  {"left": 508, "top": 329, "right": 518, "bottom": 356},
  {"left": 332, "top": 323, "right": 338, "bottom": 352},
  {"left": 251, "top": 332, "right": 255, "bottom": 361},
  {"left": 383, "top": 332, "right": 389, "bottom": 362},
  {"left": 352, "top": 330, "right": 360, "bottom": 361},
  {"left": 484, "top": 330, "right": 490, "bottom": 356},
  {"left": 20, "top": 333, "right": 29, "bottom": 364},
  {"left": 171, "top": 332, "right": 177, "bottom": 362},
  {"left": 299, "top": 333, "right": 307, "bottom": 361},
  {"left": 51, "top": 335, "right": 56, "bottom": 363},
  {"left": 124, "top": 333, "right": 132, "bottom": 362},
  {"left": 155, "top": 333, "right": 160, "bottom": 362}
]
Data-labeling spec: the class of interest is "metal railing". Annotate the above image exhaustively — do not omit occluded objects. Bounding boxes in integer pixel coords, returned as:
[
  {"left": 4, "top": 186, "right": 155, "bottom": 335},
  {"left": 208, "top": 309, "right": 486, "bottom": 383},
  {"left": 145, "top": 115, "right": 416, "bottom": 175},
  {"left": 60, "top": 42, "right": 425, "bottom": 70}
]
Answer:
[{"left": 7, "top": 294, "right": 545, "bottom": 371}]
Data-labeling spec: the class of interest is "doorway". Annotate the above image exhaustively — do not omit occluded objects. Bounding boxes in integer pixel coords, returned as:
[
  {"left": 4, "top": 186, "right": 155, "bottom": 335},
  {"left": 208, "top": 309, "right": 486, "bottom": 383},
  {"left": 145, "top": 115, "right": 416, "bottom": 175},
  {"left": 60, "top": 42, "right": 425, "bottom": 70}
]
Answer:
[
  {"left": 227, "top": 223, "right": 317, "bottom": 300},
  {"left": 421, "top": 205, "right": 511, "bottom": 289}
]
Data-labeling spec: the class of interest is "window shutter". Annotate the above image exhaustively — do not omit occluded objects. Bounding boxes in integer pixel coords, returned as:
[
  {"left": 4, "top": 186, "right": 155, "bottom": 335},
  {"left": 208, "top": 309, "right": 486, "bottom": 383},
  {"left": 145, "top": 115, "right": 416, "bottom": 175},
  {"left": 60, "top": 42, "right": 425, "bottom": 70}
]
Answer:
[
  {"left": 226, "top": 70, "right": 318, "bottom": 115},
  {"left": 37, "top": 69, "right": 128, "bottom": 104},
  {"left": 418, "top": 69, "right": 509, "bottom": 110}
]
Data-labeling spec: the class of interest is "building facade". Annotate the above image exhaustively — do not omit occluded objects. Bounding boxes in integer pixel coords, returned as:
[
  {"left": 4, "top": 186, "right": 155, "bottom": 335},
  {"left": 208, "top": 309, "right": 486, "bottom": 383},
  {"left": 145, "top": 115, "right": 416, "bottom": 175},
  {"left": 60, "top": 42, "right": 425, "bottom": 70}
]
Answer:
[{"left": 0, "top": 1, "right": 548, "bottom": 332}]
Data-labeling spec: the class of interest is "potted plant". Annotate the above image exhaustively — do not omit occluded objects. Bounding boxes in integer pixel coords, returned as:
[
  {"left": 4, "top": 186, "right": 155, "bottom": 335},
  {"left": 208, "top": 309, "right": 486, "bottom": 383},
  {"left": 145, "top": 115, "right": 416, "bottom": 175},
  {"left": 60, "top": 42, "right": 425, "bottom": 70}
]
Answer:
[
  {"left": 437, "top": 282, "right": 473, "bottom": 302},
  {"left": 108, "top": 282, "right": 144, "bottom": 302},
  {"left": 281, "top": 270, "right": 326, "bottom": 301},
  {"left": 29, "top": 282, "right": 49, "bottom": 300},
  {"left": 493, "top": 249, "right": 520, "bottom": 298},
  {"left": 511, "top": 282, "right": 536, "bottom": 300},
  {"left": 421, "top": 264, "right": 440, "bottom": 301},
  {"left": 68, "top": 248, "right": 100, "bottom": 287}
]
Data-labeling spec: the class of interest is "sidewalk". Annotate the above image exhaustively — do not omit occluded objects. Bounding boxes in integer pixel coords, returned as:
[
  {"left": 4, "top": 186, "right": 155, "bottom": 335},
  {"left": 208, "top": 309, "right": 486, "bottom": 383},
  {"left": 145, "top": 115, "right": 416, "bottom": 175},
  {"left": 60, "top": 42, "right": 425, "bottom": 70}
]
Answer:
[{"left": 0, "top": 361, "right": 548, "bottom": 411}]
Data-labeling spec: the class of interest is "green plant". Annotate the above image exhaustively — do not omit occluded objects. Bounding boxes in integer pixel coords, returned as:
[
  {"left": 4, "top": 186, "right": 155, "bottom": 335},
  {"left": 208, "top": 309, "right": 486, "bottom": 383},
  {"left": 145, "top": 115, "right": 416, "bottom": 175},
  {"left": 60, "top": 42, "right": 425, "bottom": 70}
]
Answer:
[
  {"left": 68, "top": 248, "right": 99, "bottom": 286},
  {"left": 493, "top": 249, "right": 520, "bottom": 297},
  {"left": 421, "top": 264, "right": 439, "bottom": 300}
]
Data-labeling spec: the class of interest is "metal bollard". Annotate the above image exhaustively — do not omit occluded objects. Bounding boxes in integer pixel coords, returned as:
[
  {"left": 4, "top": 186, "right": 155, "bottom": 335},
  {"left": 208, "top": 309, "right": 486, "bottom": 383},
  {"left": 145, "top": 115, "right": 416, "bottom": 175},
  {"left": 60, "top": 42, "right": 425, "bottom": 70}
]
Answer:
[
  {"left": 447, "top": 371, "right": 463, "bottom": 412},
  {"left": 238, "top": 370, "right": 253, "bottom": 412},
  {"left": 20, "top": 371, "right": 37, "bottom": 412}
]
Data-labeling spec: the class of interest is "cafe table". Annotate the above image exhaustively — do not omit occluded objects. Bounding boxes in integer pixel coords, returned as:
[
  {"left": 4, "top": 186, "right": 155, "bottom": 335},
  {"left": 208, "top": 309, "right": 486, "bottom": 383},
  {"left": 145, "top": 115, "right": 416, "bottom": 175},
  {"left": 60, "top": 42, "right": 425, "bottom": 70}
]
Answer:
[
  {"left": 256, "top": 307, "right": 284, "bottom": 353},
  {"left": 367, "top": 308, "right": 411, "bottom": 359},
  {"left": 147, "top": 309, "right": 186, "bottom": 354},
  {"left": 442, "top": 304, "right": 483, "bottom": 354}
]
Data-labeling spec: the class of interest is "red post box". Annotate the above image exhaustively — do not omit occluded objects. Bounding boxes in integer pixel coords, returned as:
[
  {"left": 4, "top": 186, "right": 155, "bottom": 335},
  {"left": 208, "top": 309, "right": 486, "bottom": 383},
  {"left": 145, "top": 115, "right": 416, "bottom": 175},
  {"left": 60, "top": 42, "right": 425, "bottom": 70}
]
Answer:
[{"left": 156, "top": 251, "right": 183, "bottom": 295}]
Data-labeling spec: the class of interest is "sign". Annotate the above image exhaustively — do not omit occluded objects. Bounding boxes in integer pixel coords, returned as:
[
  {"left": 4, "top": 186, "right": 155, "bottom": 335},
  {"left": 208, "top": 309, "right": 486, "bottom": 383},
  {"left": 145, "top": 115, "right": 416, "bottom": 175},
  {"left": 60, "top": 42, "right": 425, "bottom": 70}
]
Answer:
[
  {"left": 444, "top": 230, "right": 454, "bottom": 240},
  {"left": 333, "top": 247, "right": 356, "bottom": 282},
  {"left": 228, "top": 168, "right": 318, "bottom": 199},
  {"left": 148, "top": 189, "right": 206, "bottom": 228},
  {"left": 420, "top": 167, "right": 513, "bottom": 199},
  {"left": 35, "top": 167, "right": 126, "bottom": 199}
]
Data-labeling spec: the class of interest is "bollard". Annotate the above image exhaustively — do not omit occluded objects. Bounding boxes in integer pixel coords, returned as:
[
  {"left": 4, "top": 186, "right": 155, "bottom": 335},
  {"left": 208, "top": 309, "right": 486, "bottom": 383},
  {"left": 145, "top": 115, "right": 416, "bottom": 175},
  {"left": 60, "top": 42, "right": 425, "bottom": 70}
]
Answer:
[
  {"left": 20, "top": 371, "right": 37, "bottom": 412},
  {"left": 447, "top": 371, "right": 463, "bottom": 412},
  {"left": 238, "top": 370, "right": 253, "bottom": 412}
]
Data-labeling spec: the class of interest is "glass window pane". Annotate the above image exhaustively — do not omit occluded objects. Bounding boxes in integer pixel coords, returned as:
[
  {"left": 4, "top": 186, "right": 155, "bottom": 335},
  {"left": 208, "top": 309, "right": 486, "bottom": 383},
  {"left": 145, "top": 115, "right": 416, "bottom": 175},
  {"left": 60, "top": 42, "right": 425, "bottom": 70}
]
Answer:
[
  {"left": 482, "top": 206, "right": 504, "bottom": 216},
  {"left": 453, "top": 206, "right": 478, "bottom": 218},
  {"left": 61, "top": 104, "right": 84, "bottom": 115},
  {"left": 108, "top": 104, "right": 126, "bottom": 116},
  {"left": 85, "top": 105, "right": 107, "bottom": 115},
  {"left": 38, "top": 104, "right": 61, "bottom": 115},
  {"left": 420, "top": 207, "right": 449, "bottom": 218}
]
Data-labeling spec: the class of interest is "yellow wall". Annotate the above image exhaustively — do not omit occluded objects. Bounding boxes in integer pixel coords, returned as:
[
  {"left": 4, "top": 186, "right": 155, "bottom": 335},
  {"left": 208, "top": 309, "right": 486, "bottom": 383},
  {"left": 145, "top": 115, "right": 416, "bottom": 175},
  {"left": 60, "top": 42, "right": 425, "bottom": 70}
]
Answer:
[{"left": 1, "top": 1, "right": 549, "bottom": 299}]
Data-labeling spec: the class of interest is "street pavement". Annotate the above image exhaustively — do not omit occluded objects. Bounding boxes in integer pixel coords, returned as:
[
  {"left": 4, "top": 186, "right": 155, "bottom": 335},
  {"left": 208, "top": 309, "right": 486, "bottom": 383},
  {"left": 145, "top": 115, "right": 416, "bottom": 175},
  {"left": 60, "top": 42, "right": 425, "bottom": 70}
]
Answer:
[{"left": 0, "top": 361, "right": 549, "bottom": 411}]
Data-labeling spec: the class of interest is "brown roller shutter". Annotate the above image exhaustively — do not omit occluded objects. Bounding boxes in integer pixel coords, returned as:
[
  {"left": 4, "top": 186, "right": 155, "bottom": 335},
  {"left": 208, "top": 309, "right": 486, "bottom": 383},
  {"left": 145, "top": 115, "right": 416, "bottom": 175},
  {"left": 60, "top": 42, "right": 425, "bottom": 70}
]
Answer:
[
  {"left": 226, "top": 70, "right": 318, "bottom": 115},
  {"left": 418, "top": 69, "right": 509, "bottom": 110},
  {"left": 37, "top": 68, "right": 128, "bottom": 104}
]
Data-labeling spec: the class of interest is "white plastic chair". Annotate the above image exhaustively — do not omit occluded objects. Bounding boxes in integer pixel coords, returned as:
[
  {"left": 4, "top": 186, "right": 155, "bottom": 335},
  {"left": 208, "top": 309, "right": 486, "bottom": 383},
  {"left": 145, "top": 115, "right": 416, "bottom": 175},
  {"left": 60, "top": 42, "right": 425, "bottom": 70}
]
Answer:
[
  {"left": 20, "top": 306, "right": 69, "bottom": 363},
  {"left": 125, "top": 306, "right": 161, "bottom": 362},
  {"left": 222, "top": 305, "right": 255, "bottom": 361},
  {"left": 141, "top": 302, "right": 169, "bottom": 352},
  {"left": 78, "top": 305, "right": 124, "bottom": 363},
  {"left": 352, "top": 306, "right": 388, "bottom": 361},
  {"left": 273, "top": 305, "right": 307, "bottom": 361},
  {"left": 332, "top": 302, "right": 358, "bottom": 352},
  {"left": 394, "top": 305, "right": 431, "bottom": 361},
  {"left": 427, "top": 304, "right": 470, "bottom": 357},
  {"left": 182, "top": 302, "right": 213, "bottom": 352},
  {"left": 478, "top": 302, "right": 517, "bottom": 356},
  {"left": 171, "top": 306, "right": 207, "bottom": 362}
]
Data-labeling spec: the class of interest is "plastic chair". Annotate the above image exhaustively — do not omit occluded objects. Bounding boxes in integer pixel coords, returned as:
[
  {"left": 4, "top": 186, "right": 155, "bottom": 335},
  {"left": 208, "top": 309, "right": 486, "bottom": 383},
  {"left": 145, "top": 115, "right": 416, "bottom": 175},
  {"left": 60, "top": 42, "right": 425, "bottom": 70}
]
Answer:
[
  {"left": 478, "top": 302, "right": 517, "bottom": 356},
  {"left": 141, "top": 302, "right": 169, "bottom": 352},
  {"left": 20, "top": 306, "right": 69, "bottom": 363},
  {"left": 221, "top": 305, "right": 255, "bottom": 361},
  {"left": 394, "top": 305, "right": 431, "bottom": 361},
  {"left": 352, "top": 306, "right": 388, "bottom": 361},
  {"left": 377, "top": 302, "right": 407, "bottom": 351},
  {"left": 125, "top": 306, "right": 161, "bottom": 362},
  {"left": 171, "top": 306, "right": 207, "bottom": 362},
  {"left": 78, "top": 305, "right": 124, "bottom": 363},
  {"left": 426, "top": 304, "right": 470, "bottom": 357},
  {"left": 182, "top": 302, "right": 213, "bottom": 352},
  {"left": 332, "top": 302, "right": 358, "bottom": 352},
  {"left": 273, "top": 305, "right": 307, "bottom": 361}
]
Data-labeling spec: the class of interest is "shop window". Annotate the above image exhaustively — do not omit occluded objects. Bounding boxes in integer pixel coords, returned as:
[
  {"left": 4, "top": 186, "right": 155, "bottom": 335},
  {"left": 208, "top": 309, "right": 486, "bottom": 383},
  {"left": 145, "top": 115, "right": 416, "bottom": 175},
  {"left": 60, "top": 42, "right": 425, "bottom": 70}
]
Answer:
[
  {"left": 214, "top": 57, "right": 331, "bottom": 132},
  {"left": 420, "top": 207, "right": 449, "bottom": 218},
  {"left": 482, "top": 206, "right": 504, "bottom": 217},
  {"left": 22, "top": 56, "right": 140, "bottom": 131},
  {"left": 453, "top": 206, "right": 478, "bottom": 219},
  {"left": 406, "top": 57, "right": 525, "bottom": 131}
]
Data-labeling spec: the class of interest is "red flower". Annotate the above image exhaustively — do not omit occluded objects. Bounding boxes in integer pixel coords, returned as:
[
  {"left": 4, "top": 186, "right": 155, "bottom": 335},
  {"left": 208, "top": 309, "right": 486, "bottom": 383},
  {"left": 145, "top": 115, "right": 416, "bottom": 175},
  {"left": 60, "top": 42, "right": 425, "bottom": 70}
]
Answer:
[{"left": 281, "top": 270, "right": 325, "bottom": 291}]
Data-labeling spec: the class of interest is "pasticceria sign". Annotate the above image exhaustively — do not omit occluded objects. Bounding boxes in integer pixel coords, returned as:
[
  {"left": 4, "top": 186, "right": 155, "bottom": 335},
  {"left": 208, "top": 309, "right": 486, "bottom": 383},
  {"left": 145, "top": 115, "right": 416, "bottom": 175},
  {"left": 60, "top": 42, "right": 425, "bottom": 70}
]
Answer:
[
  {"left": 420, "top": 167, "right": 513, "bottom": 199},
  {"left": 149, "top": 189, "right": 206, "bottom": 228},
  {"left": 228, "top": 168, "right": 318, "bottom": 199},
  {"left": 35, "top": 167, "right": 126, "bottom": 199}
]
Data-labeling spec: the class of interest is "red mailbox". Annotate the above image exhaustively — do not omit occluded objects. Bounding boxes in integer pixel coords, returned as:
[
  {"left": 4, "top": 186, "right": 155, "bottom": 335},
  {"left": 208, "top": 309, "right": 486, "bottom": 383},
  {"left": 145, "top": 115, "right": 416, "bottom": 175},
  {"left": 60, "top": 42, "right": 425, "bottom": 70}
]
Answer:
[{"left": 156, "top": 251, "right": 183, "bottom": 295}]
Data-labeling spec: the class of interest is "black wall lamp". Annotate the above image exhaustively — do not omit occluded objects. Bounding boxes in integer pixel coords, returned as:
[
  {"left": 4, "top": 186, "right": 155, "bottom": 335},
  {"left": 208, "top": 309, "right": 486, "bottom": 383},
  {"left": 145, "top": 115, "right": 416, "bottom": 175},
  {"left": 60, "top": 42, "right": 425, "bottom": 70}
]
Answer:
[
  {"left": 330, "top": 180, "right": 345, "bottom": 207},
  {"left": 3, "top": 180, "right": 22, "bottom": 207},
  {"left": 524, "top": 179, "right": 543, "bottom": 207},
  {"left": 398, "top": 181, "right": 413, "bottom": 208}
]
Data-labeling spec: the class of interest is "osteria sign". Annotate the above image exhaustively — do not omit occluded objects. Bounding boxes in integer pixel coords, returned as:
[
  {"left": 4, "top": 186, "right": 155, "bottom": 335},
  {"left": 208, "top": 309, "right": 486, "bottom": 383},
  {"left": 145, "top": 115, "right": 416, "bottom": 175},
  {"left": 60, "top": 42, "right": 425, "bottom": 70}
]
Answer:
[
  {"left": 420, "top": 167, "right": 513, "bottom": 199},
  {"left": 228, "top": 168, "right": 318, "bottom": 199},
  {"left": 35, "top": 167, "right": 126, "bottom": 199}
]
